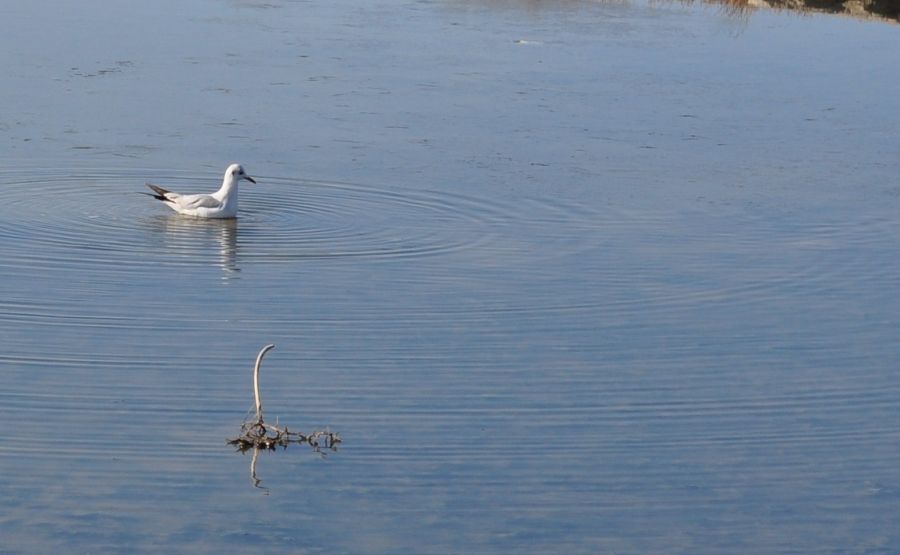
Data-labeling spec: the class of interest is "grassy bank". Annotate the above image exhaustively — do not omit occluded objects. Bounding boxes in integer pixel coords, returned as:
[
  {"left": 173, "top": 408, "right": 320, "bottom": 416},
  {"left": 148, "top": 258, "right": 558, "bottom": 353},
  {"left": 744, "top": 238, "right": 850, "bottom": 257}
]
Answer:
[{"left": 738, "top": 0, "right": 899, "bottom": 21}]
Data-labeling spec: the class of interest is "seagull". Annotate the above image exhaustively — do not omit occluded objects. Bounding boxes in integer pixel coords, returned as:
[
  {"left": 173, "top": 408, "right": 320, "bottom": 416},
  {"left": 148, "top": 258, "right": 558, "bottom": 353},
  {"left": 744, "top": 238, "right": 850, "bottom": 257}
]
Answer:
[{"left": 145, "top": 163, "right": 257, "bottom": 218}]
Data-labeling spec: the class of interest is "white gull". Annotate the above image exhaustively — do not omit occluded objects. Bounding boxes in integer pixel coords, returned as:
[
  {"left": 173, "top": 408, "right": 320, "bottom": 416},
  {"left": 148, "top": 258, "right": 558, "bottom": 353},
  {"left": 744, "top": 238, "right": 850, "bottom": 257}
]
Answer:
[{"left": 145, "top": 163, "right": 256, "bottom": 218}]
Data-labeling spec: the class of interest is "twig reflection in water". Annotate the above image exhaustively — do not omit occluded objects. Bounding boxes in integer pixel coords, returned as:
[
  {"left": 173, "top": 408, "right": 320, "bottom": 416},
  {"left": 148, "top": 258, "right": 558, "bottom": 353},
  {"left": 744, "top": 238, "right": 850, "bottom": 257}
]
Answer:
[{"left": 228, "top": 344, "right": 341, "bottom": 453}]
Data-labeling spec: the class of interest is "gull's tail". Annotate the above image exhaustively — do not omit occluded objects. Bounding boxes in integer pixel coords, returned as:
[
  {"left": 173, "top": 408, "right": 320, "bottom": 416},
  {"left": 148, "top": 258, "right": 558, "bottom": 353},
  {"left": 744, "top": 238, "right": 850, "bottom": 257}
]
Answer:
[{"left": 145, "top": 183, "right": 171, "bottom": 201}]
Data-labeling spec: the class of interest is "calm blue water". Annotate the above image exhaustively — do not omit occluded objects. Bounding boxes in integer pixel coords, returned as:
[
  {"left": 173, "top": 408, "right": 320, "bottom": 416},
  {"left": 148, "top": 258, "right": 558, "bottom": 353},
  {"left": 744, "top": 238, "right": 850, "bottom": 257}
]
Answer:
[{"left": 2, "top": 1, "right": 900, "bottom": 553}]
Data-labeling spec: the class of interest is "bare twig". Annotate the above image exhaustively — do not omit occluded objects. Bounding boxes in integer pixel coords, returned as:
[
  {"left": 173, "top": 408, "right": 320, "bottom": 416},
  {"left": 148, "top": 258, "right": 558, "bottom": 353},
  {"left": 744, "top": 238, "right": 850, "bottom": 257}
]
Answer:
[{"left": 253, "top": 343, "right": 276, "bottom": 423}]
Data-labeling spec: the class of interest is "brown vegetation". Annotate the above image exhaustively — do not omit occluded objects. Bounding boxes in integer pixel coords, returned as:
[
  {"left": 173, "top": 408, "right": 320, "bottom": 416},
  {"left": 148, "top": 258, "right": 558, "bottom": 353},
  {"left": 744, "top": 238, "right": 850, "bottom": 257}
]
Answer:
[{"left": 711, "top": 0, "right": 899, "bottom": 21}]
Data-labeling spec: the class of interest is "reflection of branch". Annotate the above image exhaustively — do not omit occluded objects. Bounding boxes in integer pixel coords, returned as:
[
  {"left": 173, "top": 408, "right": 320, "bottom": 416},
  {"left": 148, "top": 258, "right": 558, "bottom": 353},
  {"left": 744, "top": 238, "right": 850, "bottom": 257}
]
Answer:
[
  {"left": 228, "top": 344, "right": 342, "bottom": 454},
  {"left": 249, "top": 447, "right": 269, "bottom": 494}
]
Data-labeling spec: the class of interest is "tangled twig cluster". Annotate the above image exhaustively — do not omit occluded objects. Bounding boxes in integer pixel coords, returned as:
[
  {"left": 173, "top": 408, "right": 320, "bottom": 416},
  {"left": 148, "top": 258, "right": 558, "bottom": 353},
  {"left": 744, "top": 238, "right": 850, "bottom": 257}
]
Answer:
[{"left": 228, "top": 419, "right": 341, "bottom": 452}]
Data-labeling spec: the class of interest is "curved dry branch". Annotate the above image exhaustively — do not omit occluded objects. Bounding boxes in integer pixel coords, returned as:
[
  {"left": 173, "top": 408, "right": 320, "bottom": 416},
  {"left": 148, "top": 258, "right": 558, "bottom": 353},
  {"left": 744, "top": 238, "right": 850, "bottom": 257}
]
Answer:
[{"left": 253, "top": 343, "right": 276, "bottom": 423}]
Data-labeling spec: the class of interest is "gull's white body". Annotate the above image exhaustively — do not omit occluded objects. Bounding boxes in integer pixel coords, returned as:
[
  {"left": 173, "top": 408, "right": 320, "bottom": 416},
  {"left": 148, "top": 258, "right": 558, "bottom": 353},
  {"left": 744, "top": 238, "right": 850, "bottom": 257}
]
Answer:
[{"left": 146, "top": 163, "right": 256, "bottom": 219}]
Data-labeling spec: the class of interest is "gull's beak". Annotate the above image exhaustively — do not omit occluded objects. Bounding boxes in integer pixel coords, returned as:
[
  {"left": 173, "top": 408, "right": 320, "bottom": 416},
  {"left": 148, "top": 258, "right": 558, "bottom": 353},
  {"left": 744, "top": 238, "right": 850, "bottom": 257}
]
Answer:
[{"left": 244, "top": 175, "right": 257, "bottom": 184}]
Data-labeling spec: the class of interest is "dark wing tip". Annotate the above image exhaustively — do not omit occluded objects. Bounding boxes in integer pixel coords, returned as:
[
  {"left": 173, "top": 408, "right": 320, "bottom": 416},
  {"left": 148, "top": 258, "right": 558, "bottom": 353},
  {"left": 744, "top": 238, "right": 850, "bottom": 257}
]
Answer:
[{"left": 145, "top": 183, "right": 170, "bottom": 201}]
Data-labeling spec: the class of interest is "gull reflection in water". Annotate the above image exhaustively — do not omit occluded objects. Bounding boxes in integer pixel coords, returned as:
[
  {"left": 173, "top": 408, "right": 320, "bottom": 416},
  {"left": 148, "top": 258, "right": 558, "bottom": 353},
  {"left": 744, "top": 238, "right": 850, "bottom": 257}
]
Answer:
[{"left": 148, "top": 215, "right": 240, "bottom": 280}]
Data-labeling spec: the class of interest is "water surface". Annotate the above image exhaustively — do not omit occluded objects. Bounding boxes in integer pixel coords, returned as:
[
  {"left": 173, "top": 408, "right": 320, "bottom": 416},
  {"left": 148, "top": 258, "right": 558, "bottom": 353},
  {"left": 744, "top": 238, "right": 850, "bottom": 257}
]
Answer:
[{"left": 2, "top": 1, "right": 900, "bottom": 553}]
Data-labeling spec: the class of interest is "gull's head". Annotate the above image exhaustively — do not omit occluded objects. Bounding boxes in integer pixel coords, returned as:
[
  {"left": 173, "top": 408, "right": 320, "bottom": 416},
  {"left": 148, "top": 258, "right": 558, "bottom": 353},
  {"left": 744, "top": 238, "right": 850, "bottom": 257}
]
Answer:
[{"left": 226, "top": 163, "right": 256, "bottom": 184}]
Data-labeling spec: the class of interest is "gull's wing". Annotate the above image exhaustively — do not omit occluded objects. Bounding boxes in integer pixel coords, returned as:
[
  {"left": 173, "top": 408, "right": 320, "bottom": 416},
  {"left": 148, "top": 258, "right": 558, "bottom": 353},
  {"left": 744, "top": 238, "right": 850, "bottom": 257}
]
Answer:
[
  {"left": 146, "top": 184, "right": 222, "bottom": 210},
  {"left": 174, "top": 194, "right": 223, "bottom": 210}
]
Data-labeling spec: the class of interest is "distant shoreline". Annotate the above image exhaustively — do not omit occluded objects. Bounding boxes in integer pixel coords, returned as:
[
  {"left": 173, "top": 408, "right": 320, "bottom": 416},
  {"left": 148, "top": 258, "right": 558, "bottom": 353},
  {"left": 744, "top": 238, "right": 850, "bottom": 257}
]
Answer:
[{"left": 738, "top": 0, "right": 899, "bottom": 21}]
